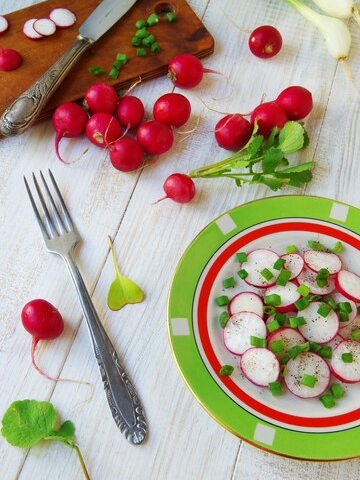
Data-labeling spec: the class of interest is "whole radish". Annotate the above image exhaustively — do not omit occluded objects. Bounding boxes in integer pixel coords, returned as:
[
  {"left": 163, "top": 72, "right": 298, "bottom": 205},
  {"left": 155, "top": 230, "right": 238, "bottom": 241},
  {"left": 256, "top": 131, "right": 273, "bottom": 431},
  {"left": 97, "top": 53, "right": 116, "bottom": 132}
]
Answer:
[
  {"left": 116, "top": 95, "right": 144, "bottom": 128},
  {"left": 248, "top": 25, "right": 283, "bottom": 59},
  {"left": 275, "top": 86, "right": 313, "bottom": 120},
  {"left": 251, "top": 101, "right": 288, "bottom": 136},
  {"left": 52, "top": 102, "right": 88, "bottom": 162},
  {"left": 155, "top": 173, "right": 196, "bottom": 204},
  {"left": 168, "top": 53, "right": 219, "bottom": 89},
  {"left": 137, "top": 120, "right": 174, "bottom": 155},
  {"left": 84, "top": 82, "right": 118, "bottom": 114},
  {"left": 0, "top": 46, "right": 22, "bottom": 71},
  {"left": 86, "top": 113, "right": 122, "bottom": 148},
  {"left": 109, "top": 137, "right": 144, "bottom": 172},
  {"left": 215, "top": 114, "right": 253, "bottom": 151},
  {"left": 153, "top": 93, "right": 191, "bottom": 128}
]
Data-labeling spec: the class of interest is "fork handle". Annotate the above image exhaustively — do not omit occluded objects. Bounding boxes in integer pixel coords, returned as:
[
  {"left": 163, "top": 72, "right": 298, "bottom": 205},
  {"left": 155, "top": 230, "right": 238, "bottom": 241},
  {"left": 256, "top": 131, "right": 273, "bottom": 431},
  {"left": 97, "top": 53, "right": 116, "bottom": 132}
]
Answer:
[{"left": 63, "top": 252, "right": 147, "bottom": 445}]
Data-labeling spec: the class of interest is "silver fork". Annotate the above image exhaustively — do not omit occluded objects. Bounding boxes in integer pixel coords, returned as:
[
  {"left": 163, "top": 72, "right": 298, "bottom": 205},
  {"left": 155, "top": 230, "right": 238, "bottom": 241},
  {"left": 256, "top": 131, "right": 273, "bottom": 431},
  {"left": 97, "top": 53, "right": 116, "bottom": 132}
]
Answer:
[{"left": 24, "top": 169, "right": 147, "bottom": 445}]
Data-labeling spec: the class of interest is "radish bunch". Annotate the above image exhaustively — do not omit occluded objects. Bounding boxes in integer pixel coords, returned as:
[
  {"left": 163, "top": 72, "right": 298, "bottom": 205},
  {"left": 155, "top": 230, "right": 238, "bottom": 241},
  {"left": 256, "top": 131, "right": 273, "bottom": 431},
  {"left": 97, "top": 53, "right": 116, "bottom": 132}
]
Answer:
[
  {"left": 218, "top": 241, "right": 360, "bottom": 407},
  {"left": 23, "top": 8, "right": 76, "bottom": 40}
]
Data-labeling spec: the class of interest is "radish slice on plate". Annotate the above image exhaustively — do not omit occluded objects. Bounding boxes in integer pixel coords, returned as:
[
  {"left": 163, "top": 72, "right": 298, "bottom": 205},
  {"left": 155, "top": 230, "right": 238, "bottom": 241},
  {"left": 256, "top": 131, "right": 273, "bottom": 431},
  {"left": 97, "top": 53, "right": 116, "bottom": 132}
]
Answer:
[
  {"left": 297, "top": 267, "right": 336, "bottom": 295},
  {"left": 23, "top": 18, "right": 44, "bottom": 39},
  {"left": 0, "top": 15, "right": 9, "bottom": 35},
  {"left": 242, "top": 249, "right": 279, "bottom": 288},
  {"left": 337, "top": 315, "right": 360, "bottom": 340},
  {"left": 240, "top": 348, "right": 280, "bottom": 386},
  {"left": 335, "top": 270, "right": 360, "bottom": 302},
  {"left": 33, "top": 18, "right": 56, "bottom": 36},
  {"left": 331, "top": 340, "right": 360, "bottom": 383},
  {"left": 280, "top": 253, "right": 304, "bottom": 280},
  {"left": 298, "top": 302, "right": 339, "bottom": 344},
  {"left": 223, "top": 311, "right": 266, "bottom": 355},
  {"left": 267, "top": 327, "right": 305, "bottom": 352},
  {"left": 304, "top": 250, "right": 342, "bottom": 276},
  {"left": 264, "top": 282, "right": 301, "bottom": 313},
  {"left": 228, "top": 292, "right": 264, "bottom": 317},
  {"left": 284, "top": 352, "right": 330, "bottom": 398},
  {"left": 332, "top": 292, "right": 357, "bottom": 329},
  {"left": 49, "top": 8, "right": 77, "bottom": 28}
]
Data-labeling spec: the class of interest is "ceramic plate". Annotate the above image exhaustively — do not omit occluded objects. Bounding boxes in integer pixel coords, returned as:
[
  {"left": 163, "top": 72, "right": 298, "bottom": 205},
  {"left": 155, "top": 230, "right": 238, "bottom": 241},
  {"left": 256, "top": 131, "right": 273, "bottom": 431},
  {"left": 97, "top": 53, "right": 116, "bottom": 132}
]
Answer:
[{"left": 167, "top": 196, "right": 360, "bottom": 460}]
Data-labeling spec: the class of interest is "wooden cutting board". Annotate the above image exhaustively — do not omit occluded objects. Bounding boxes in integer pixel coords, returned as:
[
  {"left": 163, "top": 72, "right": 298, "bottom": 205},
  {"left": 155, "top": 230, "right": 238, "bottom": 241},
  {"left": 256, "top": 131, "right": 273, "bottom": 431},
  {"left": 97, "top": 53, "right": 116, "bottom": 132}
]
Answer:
[{"left": 0, "top": 0, "right": 214, "bottom": 121}]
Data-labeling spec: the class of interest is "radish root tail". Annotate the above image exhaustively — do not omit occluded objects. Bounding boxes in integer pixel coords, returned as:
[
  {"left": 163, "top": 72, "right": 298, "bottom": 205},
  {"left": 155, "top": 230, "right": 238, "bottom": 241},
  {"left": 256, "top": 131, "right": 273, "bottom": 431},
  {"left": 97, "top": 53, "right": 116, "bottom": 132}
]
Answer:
[{"left": 339, "top": 59, "right": 360, "bottom": 98}]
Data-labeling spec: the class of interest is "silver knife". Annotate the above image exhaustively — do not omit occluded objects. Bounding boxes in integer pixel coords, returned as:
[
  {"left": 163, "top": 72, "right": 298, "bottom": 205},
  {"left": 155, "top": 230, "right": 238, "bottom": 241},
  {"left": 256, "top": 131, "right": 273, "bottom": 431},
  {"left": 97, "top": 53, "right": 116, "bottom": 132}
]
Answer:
[{"left": 0, "top": 0, "right": 137, "bottom": 136}]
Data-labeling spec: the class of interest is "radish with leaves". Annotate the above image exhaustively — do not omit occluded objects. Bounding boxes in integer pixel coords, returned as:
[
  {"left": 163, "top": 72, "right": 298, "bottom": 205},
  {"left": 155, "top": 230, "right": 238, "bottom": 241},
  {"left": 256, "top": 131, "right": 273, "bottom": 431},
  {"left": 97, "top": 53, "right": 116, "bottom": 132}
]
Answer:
[{"left": 251, "top": 101, "right": 288, "bottom": 137}]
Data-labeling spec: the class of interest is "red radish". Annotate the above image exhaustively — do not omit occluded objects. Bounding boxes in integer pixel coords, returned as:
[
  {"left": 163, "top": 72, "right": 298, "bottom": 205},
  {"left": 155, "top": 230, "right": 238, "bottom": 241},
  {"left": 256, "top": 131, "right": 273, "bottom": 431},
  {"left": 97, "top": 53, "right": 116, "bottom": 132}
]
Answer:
[
  {"left": 337, "top": 314, "right": 360, "bottom": 339},
  {"left": 303, "top": 250, "right": 342, "bottom": 276},
  {"left": 116, "top": 95, "right": 144, "bottom": 128},
  {"left": 155, "top": 173, "right": 196, "bottom": 204},
  {"left": 49, "top": 8, "right": 77, "bottom": 28},
  {"left": 214, "top": 114, "right": 253, "bottom": 151},
  {"left": 264, "top": 282, "right": 301, "bottom": 313},
  {"left": 332, "top": 292, "right": 357, "bottom": 329},
  {"left": 23, "top": 18, "right": 43, "bottom": 39},
  {"left": 335, "top": 270, "right": 360, "bottom": 302},
  {"left": 240, "top": 348, "right": 280, "bottom": 386},
  {"left": 280, "top": 253, "right": 304, "bottom": 280},
  {"left": 298, "top": 302, "right": 339, "bottom": 344},
  {"left": 153, "top": 93, "right": 191, "bottom": 128},
  {"left": 228, "top": 291, "right": 264, "bottom": 317},
  {"left": 52, "top": 102, "right": 88, "bottom": 162},
  {"left": 267, "top": 327, "right": 305, "bottom": 353},
  {"left": 0, "top": 47, "right": 22, "bottom": 71},
  {"left": 284, "top": 352, "right": 331, "bottom": 398},
  {"left": 84, "top": 82, "right": 118, "bottom": 115},
  {"left": 331, "top": 340, "right": 360, "bottom": 383},
  {"left": 223, "top": 311, "right": 266, "bottom": 355},
  {"left": 0, "top": 15, "right": 9, "bottom": 35},
  {"left": 86, "top": 113, "right": 122, "bottom": 148},
  {"left": 276, "top": 86, "right": 313, "bottom": 120},
  {"left": 137, "top": 120, "right": 174, "bottom": 155},
  {"left": 248, "top": 25, "right": 283, "bottom": 59},
  {"left": 33, "top": 18, "right": 56, "bottom": 36},
  {"left": 297, "top": 266, "right": 336, "bottom": 295},
  {"left": 168, "top": 53, "right": 219, "bottom": 89},
  {"left": 109, "top": 137, "right": 144, "bottom": 172},
  {"left": 242, "top": 249, "right": 279, "bottom": 288},
  {"left": 250, "top": 101, "right": 288, "bottom": 137}
]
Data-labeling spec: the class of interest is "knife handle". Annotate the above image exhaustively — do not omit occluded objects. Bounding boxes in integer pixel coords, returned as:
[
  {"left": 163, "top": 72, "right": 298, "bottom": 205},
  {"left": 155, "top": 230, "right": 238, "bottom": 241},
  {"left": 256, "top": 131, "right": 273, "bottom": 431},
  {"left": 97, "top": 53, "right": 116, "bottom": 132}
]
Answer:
[{"left": 0, "top": 35, "right": 92, "bottom": 137}]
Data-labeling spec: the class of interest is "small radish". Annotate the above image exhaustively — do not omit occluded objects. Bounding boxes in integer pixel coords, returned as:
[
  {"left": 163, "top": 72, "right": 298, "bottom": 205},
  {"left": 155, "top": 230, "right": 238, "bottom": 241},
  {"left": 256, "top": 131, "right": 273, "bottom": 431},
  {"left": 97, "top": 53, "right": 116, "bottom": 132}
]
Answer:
[
  {"left": 276, "top": 86, "right": 313, "bottom": 120},
  {"left": 0, "top": 15, "right": 9, "bottom": 35},
  {"left": 335, "top": 270, "right": 360, "bottom": 302},
  {"left": 116, "top": 95, "right": 144, "bottom": 128},
  {"left": 153, "top": 93, "right": 191, "bottom": 128},
  {"left": 248, "top": 25, "right": 283, "bottom": 59},
  {"left": 86, "top": 113, "right": 122, "bottom": 148},
  {"left": 168, "top": 53, "right": 219, "bottom": 89},
  {"left": 84, "top": 82, "right": 118, "bottom": 115},
  {"left": 331, "top": 340, "right": 360, "bottom": 383},
  {"left": 264, "top": 282, "right": 301, "bottom": 313},
  {"left": 228, "top": 291, "right": 264, "bottom": 317},
  {"left": 298, "top": 302, "right": 339, "bottom": 344},
  {"left": 240, "top": 348, "right": 280, "bottom": 386},
  {"left": 267, "top": 327, "right": 305, "bottom": 353},
  {"left": 214, "top": 114, "right": 253, "bottom": 151},
  {"left": 49, "top": 8, "right": 77, "bottom": 28},
  {"left": 223, "top": 311, "right": 266, "bottom": 355},
  {"left": 52, "top": 102, "right": 88, "bottom": 162},
  {"left": 137, "top": 120, "right": 174, "bottom": 155},
  {"left": 250, "top": 101, "right": 288, "bottom": 137},
  {"left": 23, "top": 18, "right": 44, "bottom": 40},
  {"left": 280, "top": 253, "right": 304, "bottom": 280},
  {"left": 155, "top": 173, "right": 196, "bottom": 204},
  {"left": 33, "top": 18, "right": 56, "bottom": 36},
  {"left": 109, "top": 137, "right": 144, "bottom": 172},
  {"left": 303, "top": 250, "right": 342, "bottom": 276},
  {"left": 0, "top": 47, "right": 22, "bottom": 71},
  {"left": 242, "top": 249, "right": 279, "bottom": 288}
]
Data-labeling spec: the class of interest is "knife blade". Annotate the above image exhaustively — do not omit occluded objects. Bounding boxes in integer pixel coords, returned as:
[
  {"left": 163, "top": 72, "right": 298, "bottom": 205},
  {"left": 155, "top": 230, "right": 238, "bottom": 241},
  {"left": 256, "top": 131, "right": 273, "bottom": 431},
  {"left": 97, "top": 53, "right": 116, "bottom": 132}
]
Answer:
[{"left": 0, "top": 0, "right": 137, "bottom": 137}]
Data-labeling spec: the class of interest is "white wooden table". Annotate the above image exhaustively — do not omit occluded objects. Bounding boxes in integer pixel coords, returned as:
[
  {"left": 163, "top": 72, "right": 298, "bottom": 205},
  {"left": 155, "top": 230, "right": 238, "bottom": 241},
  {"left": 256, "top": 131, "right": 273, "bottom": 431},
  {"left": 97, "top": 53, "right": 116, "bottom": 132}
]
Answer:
[{"left": 1, "top": 0, "right": 360, "bottom": 478}]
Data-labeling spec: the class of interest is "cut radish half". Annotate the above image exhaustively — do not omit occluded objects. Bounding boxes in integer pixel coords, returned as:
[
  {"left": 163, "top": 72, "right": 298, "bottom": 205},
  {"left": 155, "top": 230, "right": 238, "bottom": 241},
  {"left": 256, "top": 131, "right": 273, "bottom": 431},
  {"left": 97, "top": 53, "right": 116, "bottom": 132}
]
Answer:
[
  {"left": 264, "top": 282, "right": 301, "bottom": 313},
  {"left": 49, "top": 8, "right": 77, "bottom": 28},
  {"left": 240, "top": 348, "right": 280, "bottom": 386},
  {"left": 297, "top": 267, "right": 336, "bottom": 295},
  {"left": 338, "top": 315, "right": 360, "bottom": 340},
  {"left": 223, "top": 311, "right": 266, "bottom": 355},
  {"left": 336, "top": 270, "right": 360, "bottom": 302},
  {"left": 33, "top": 18, "right": 56, "bottom": 36},
  {"left": 23, "top": 18, "right": 44, "bottom": 39},
  {"left": 331, "top": 340, "right": 360, "bottom": 383},
  {"left": 0, "top": 15, "right": 9, "bottom": 35},
  {"left": 228, "top": 292, "right": 264, "bottom": 317},
  {"left": 267, "top": 327, "right": 305, "bottom": 352},
  {"left": 304, "top": 250, "right": 342, "bottom": 276},
  {"left": 298, "top": 302, "right": 339, "bottom": 344},
  {"left": 242, "top": 249, "right": 279, "bottom": 288},
  {"left": 284, "top": 352, "right": 330, "bottom": 398},
  {"left": 280, "top": 253, "right": 304, "bottom": 280},
  {"left": 332, "top": 292, "right": 357, "bottom": 329}
]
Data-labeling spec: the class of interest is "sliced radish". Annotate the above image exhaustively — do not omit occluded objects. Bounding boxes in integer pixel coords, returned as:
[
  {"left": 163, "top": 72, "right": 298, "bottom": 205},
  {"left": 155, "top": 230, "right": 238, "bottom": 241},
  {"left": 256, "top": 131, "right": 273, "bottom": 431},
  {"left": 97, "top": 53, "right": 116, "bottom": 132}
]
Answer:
[
  {"left": 338, "top": 315, "right": 360, "bottom": 340},
  {"left": 280, "top": 253, "right": 304, "bottom": 280},
  {"left": 228, "top": 292, "right": 264, "bottom": 317},
  {"left": 336, "top": 270, "right": 360, "bottom": 302},
  {"left": 0, "top": 15, "right": 9, "bottom": 35},
  {"left": 23, "top": 18, "right": 44, "bottom": 39},
  {"left": 332, "top": 292, "right": 357, "bottom": 329},
  {"left": 223, "top": 311, "right": 266, "bottom": 355},
  {"left": 242, "top": 249, "right": 279, "bottom": 288},
  {"left": 297, "top": 267, "right": 336, "bottom": 295},
  {"left": 264, "top": 282, "right": 301, "bottom": 313},
  {"left": 49, "top": 8, "right": 77, "bottom": 28},
  {"left": 284, "top": 352, "right": 330, "bottom": 398},
  {"left": 33, "top": 18, "right": 56, "bottom": 36},
  {"left": 267, "top": 327, "right": 305, "bottom": 352},
  {"left": 266, "top": 312, "right": 292, "bottom": 327},
  {"left": 304, "top": 250, "right": 342, "bottom": 276},
  {"left": 298, "top": 302, "right": 339, "bottom": 344},
  {"left": 331, "top": 340, "right": 360, "bottom": 383},
  {"left": 240, "top": 348, "right": 280, "bottom": 386}
]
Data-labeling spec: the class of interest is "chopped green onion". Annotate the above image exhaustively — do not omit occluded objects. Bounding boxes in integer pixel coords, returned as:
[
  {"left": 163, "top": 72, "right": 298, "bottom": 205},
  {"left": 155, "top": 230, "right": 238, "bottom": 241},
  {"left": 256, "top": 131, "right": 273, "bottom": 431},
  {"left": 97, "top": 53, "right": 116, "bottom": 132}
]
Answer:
[
  {"left": 237, "top": 269, "right": 248, "bottom": 280},
  {"left": 294, "top": 297, "right": 310, "bottom": 311},
  {"left": 236, "top": 252, "right": 247, "bottom": 263},
  {"left": 112, "top": 59, "right": 124, "bottom": 70},
  {"left": 135, "top": 19, "right": 147, "bottom": 29},
  {"left": 308, "top": 240, "right": 325, "bottom": 251},
  {"left": 320, "top": 394, "right": 336, "bottom": 408},
  {"left": 324, "top": 296, "right": 337, "bottom": 309},
  {"left": 147, "top": 13, "right": 159, "bottom": 26},
  {"left": 219, "top": 311, "right": 230, "bottom": 328},
  {"left": 88, "top": 66, "right": 106, "bottom": 76},
  {"left": 342, "top": 352, "right": 353, "bottom": 363},
  {"left": 136, "top": 48, "right": 148, "bottom": 57},
  {"left": 166, "top": 11, "right": 177, "bottom": 22},
  {"left": 274, "top": 312, "right": 286, "bottom": 326},
  {"left": 261, "top": 268, "right": 273, "bottom": 281},
  {"left": 316, "top": 268, "right": 330, "bottom": 288},
  {"left": 309, "top": 341, "right": 322, "bottom": 353},
  {"left": 267, "top": 319, "right": 280, "bottom": 332},
  {"left": 132, "top": 36, "right": 142, "bottom": 46},
  {"left": 278, "top": 353, "right": 290, "bottom": 364},
  {"left": 273, "top": 258, "right": 286, "bottom": 270},
  {"left": 268, "top": 381, "right": 282, "bottom": 396},
  {"left": 223, "top": 276, "right": 235, "bottom": 289},
  {"left": 264, "top": 294, "right": 281, "bottom": 306},
  {"left": 317, "top": 303, "right": 332, "bottom": 318},
  {"left": 288, "top": 342, "right": 310, "bottom": 359},
  {"left": 135, "top": 28, "right": 150, "bottom": 38},
  {"left": 330, "top": 383, "right": 345, "bottom": 399},
  {"left": 151, "top": 42, "right": 160, "bottom": 53},
  {"left": 219, "top": 365, "right": 234, "bottom": 376},
  {"left": 270, "top": 339, "right": 285, "bottom": 353},
  {"left": 216, "top": 295, "right": 229, "bottom": 306},
  {"left": 289, "top": 316, "right": 306, "bottom": 328},
  {"left": 351, "top": 330, "right": 360, "bottom": 340},
  {"left": 142, "top": 34, "right": 156, "bottom": 47},
  {"left": 338, "top": 302, "right": 352, "bottom": 313},
  {"left": 301, "top": 374, "right": 317, "bottom": 388},
  {"left": 108, "top": 68, "right": 119, "bottom": 79},
  {"left": 276, "top": 269, "right": 292, "bottom": 286},
  {"left": 250, "top": 336, "right": 266, "bottom": 348},
  {"left": 263, "top": 306, "right": 276, "bottom": 315},
  {"left": 285, "top": 245, "right": 297, "bottom": 253},
  {"left": 331, "top": 241, "right": 343, "bottom": 254},
  {"left": 320, "top": 346, "right": 332, "bottom": 359},
  {"left": 297, "top": 284, "right": 310, "bottom": 297},
  {"left": 339, "top": 311, "right": 349, "bottom": 323}
]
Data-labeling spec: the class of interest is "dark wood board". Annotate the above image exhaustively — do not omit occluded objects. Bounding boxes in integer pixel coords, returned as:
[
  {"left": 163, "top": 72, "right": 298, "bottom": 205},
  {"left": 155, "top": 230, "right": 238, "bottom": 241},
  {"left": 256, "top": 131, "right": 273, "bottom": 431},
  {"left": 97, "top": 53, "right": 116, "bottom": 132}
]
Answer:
[{"left": 0, "top": 0, "right": 214, "bottom": 121}]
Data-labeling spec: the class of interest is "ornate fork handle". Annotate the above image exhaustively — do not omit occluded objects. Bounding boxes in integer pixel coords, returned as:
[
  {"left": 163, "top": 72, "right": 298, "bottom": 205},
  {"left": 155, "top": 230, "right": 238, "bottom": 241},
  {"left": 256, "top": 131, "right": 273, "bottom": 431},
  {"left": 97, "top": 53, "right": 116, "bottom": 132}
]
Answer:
[
  {"left": 0, "top": 35, "right": 92, "bottom": 137},
  {"left": 64, "top": 251, "right": 147, "bottom": 445}
]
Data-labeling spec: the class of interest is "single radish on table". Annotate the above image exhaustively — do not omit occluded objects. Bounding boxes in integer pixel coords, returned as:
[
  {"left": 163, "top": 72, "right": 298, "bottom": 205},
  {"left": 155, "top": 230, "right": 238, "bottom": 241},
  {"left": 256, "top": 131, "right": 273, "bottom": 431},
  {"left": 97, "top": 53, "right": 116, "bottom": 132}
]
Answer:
[
  {"left": 109, "top": 137, "right": 144, "bottom": 172},
  {"left": 214, "top": 114, "right": 253, "bottom": 151},
  {"left": 153, "top": 93, "right": 191, "bottom": 128},
  {"left": 86, "top": 113, "right": 122, "bottom": 148},
  {"left": 0, "top": 47, "right": 22, "bottom": 71},
  {"left": 250, "top": 101, "right": 288, "bottom": 137},
  {"left": 168, "top": 53, "right": 219, "bottom": 89},
  {"left": 137, "top": 120, "right": 174, "bottom": 155},
  {"left": 155, "top": 173, "right": 196, "bottom": 204},
  {"left": 116, "top": 95, "right": 144, "bottom": 128},
  {"left": 0, "top": 15, "right": 9, "bottom": 35},
  {"left": 84, "top": 82, "right": 118, "bottom": 115},
  {"left": 248, "top": 25, "right": 283, "bottom": 59},
  {"left": 275, "top": 86, "right": 313, "bottom": 120}
]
